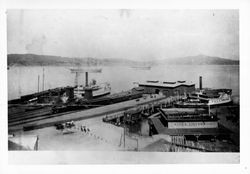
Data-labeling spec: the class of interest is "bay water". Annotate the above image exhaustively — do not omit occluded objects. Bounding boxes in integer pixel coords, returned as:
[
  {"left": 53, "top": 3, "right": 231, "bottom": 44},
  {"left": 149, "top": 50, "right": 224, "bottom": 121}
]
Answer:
[{"left": 8, "top": 65, "right": 239, "bottom": 100}]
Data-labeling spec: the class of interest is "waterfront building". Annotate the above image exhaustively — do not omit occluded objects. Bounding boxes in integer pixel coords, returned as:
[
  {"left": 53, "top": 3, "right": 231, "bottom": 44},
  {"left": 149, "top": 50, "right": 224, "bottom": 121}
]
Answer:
[
  {"left": 138, "top": 80, "right": 195, "bottom": 97},
  {"left": 148, "top": 109, "right": 230, "bottom": 141}
]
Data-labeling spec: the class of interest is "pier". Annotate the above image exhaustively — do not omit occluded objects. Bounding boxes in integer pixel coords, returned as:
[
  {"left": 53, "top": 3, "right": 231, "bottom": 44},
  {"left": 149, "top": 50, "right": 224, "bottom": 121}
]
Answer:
[
  {"left": 9, "top": 94, "right": 182, "bottom": 132},
  {"left": 8, "top": 75, "right": 239, "bottom": 152}
]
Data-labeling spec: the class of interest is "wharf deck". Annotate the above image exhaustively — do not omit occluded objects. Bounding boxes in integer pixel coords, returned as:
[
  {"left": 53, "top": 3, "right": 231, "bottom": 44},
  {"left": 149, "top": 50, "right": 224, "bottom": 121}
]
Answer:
[{"left": 9, "top": 94, "right": 177, "bottom": 133}]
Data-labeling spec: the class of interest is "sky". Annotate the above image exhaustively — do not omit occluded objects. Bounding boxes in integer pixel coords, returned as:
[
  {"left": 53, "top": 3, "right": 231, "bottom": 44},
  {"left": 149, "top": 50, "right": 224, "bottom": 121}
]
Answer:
[{"left": 7, "top": 9, "right": 239, "bottom": 61}]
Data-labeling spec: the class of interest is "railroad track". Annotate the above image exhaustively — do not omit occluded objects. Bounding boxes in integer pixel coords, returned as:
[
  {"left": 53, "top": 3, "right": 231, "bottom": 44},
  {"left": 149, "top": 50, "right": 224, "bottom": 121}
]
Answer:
[
  {"left": 8, "top": 107, "right": 52, "bottom": 121},
  {"left": 8, "top": 104, "right": 101, "bottom": 125},
  {"left": 8, "top": 95, "right": 171, "bottom": 131},
  {"left": 8, "top": 108, "right": 86, "bottom": 127}
]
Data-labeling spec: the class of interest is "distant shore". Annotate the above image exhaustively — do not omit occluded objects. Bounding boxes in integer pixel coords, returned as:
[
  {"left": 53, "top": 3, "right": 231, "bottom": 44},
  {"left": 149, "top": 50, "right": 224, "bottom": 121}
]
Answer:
[{"left": 8, "top": 54, "right": 239, "bottom": 67}]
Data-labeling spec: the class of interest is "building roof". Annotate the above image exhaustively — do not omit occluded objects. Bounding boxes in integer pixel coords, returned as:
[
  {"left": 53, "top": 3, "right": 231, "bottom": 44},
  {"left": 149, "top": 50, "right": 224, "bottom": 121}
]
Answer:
[
  {"left": 138, "top": 80, "right": 195, "bottom": 88},
  {"left": 150, "top": 117, "right": 231, "bottom": 136},
  {"left": 8, "top": 135, "right": 38, "bottom": 150}
]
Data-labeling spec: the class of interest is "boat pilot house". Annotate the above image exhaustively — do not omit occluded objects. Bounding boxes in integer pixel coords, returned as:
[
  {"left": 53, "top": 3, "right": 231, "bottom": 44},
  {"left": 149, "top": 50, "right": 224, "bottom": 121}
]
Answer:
[{"left": 138, "top": 80, "right": 195, "bottom": 97}]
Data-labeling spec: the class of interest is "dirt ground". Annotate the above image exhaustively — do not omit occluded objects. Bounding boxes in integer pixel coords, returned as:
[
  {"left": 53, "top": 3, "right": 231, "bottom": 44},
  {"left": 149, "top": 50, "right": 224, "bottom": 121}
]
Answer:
[
  {"left": 12, "top": 116, "right": 162, "bottom": 151},
  {"left": 11, "top": 104, "right": 239, "bottom": 152}
]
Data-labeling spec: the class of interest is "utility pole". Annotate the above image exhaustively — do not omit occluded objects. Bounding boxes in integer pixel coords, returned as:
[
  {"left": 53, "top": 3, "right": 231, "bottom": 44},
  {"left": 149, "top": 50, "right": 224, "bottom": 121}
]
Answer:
[
  {"left": 136, "top": 138, "right": 138, "bottom": 151},
  {"left": 208, "top": 104, "right": 211, "bottom": 116},
  {"left": 123, "top": 113, "right": 127, "bottom": 149},
  {"left": 123, "top": 121, "right": 126, "bottom": 148}
]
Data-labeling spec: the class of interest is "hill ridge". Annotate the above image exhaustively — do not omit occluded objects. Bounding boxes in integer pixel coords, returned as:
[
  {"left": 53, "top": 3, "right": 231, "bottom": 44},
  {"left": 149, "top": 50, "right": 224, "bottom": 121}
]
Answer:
[{"left": 7, "top": 54, "right": 239, "bottom": 66}]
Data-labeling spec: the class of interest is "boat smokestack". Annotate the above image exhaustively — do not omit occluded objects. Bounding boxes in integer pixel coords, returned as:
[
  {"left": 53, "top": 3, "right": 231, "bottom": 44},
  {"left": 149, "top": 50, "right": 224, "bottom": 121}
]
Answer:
[
  {"left": 84, "top": 88, "right": 93, "bottom": 100},
  {"left": 199, "top": 76, "right": 202, "bottom": 90},
  {"left": 85, "top": 72, "right": 88, "bottom": 87}
]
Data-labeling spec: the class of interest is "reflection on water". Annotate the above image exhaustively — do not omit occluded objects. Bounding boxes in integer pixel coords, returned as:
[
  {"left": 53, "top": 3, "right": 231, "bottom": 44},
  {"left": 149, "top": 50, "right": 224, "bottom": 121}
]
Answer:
[{"left": 8, "top": 65, "right": 239, "bottom": 100}]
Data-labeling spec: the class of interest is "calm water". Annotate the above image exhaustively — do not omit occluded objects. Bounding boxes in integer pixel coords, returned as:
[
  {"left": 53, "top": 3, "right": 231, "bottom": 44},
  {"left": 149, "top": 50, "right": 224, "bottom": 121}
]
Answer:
[{"left": 8, "top": 65, "right": 239, "bottom": 100}]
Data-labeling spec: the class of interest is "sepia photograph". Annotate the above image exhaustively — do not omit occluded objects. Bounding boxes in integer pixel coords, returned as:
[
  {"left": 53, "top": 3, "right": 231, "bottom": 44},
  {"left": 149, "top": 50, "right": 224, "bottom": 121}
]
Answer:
[{"left": 6, "top": 9, "right": 240, "bottom": 163}]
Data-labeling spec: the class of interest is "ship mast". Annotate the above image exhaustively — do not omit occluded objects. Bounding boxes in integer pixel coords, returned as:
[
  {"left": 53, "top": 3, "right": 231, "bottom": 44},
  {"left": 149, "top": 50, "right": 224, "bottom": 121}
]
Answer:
[{"left": 42, "top": 67, "right": 45, "bottom": 91}]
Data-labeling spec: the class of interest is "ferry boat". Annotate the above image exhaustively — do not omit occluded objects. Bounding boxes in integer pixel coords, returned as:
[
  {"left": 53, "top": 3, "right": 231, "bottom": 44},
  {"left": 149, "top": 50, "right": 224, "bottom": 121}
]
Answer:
[
  {"left": 189, "top": 89, "right": 232, "bottom": 106},
  {"left": 176, "top": 89, "right": 232, "bottom": 108},
  {"left": 207, "top": 93, "right": 232, "bottom": 106},
  {"left": 74, "top": 82, "right": 111, "bottom": 99},
  {"left": 70, "top": 68, "right": 111, "bottom": 99}
]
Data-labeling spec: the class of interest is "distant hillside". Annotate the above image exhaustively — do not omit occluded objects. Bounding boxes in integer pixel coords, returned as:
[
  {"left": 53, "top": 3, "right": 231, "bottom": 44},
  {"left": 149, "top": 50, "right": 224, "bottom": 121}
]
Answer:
[
  {"left": 7, "top": 54, "right": 139, "bottom": 67},
  {"left": 151, "top": 55, "right": 239, "bottom": 65},
  {"left": 8, "top": 54, "right": 73, "bottom": 66},
  {"left": 7, "top": 54, "right": 239, "bottom": 67}
]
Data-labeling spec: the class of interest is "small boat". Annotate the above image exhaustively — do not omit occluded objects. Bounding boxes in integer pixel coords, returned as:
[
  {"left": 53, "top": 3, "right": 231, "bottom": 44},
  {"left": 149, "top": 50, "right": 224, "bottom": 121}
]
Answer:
[
  {"left": 70, "top": 68, "right": 102, "bottom": 73},
  {"left": 131, "top": 66, "right": 151, "bottom": 70}
]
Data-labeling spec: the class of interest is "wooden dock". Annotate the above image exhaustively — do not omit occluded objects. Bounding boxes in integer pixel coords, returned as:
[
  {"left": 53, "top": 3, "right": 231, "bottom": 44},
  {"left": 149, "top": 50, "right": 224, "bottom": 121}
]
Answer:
[{"left": 9, "top": 95, "right": 182, "bottom": 133}]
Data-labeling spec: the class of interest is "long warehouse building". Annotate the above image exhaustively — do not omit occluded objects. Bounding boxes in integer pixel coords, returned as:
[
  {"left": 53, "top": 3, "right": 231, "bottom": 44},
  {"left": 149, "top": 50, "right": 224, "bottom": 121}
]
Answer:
[{"left": 138, "top": 80, "right": 195, "bottom": 97}]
